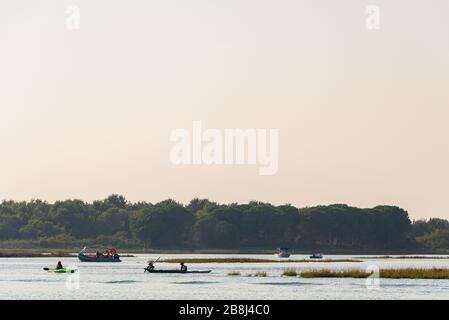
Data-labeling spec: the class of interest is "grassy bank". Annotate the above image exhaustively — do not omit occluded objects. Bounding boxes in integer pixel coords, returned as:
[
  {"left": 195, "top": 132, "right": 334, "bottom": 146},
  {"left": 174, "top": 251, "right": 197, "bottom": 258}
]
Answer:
[
  {"left": 356, "top": 256, "right": 449, "bottom": 260},
  {"left": 160, "top": 258, "right": 362, "bottom": 263},
  {"left": 301, "top": 269, "right": 371, "bottom": 278},
  {"left": 4, "top": 240, "right": 449, "bottom": 255},
  {"left": 0, "top": 249, "right": 74, "bottom": 258},
  {"left": 300, "top": 268, "right": 449, "bottom": 279},
  {"left": 283, "top": 268, "right": 299, "bottom": 276},
  {"left": 0, "top": 249, "right": 135, "bottom": 258}
]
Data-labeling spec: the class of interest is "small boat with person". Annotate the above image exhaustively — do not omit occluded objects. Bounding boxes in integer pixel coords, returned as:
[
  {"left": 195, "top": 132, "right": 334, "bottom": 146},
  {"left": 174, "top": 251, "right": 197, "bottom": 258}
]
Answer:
[
  {"left": 144, "top": 269, "right": 212, "bottom": 274},
  {"left": 310, "top": 253, "right": 323, "bottom": 259},
  {"left": 44, "top": 261, "right": 77, "bottom": 273},
  {"left": 44, "top": 268, "right": 77, "bottom": 273},
  {"left": 78, "top": 247, "right": 121, "bottom": 262},
  {"left": 144, "top": 259, "right": 211, "bottom": 274}
]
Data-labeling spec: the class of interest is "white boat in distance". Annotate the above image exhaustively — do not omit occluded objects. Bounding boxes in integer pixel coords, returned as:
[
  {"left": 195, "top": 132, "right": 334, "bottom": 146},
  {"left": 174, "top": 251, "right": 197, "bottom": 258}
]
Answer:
[{"left": 275, "top": 247, "right": 291, "bottom": 258}]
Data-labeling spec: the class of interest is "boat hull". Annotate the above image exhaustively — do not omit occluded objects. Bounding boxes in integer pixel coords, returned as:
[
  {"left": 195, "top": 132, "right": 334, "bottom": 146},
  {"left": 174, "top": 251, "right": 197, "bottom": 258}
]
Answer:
[
  {"left": 78, "top": 252, "right": 121, "bottom": 262},
  {"left": 144, "top": 268, "right": 211, "bottom": 274},
  {"left": 275, "top": 253, "right": 291, "bottom": 258},
  {"left": 47, "top": 269, "right": 77, "bottom": 273}
]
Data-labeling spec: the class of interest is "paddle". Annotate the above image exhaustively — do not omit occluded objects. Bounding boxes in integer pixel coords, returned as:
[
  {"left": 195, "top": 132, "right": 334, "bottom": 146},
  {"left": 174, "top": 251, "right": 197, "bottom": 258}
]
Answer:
[
  {"left": 144, "top": 257, "right": 161, "bottom": 272},
  {"left": 148, "top": 257, "right": 161, "bottom": 264},
  {"left": 43, "top": 267, "right": 50, "bottom": 271}
]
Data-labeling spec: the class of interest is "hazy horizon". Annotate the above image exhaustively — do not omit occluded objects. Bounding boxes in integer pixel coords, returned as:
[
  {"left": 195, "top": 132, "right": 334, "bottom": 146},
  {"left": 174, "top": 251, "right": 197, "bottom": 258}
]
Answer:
[{"left": 1, "top": 0, "right": 448, "bottom": 219}]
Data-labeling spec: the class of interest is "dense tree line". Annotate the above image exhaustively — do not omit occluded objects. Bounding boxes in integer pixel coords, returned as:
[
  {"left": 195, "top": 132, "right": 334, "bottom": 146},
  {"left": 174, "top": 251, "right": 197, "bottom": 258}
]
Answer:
[{"left": 0, "top": 195, "right": 447, "bottom": 251}]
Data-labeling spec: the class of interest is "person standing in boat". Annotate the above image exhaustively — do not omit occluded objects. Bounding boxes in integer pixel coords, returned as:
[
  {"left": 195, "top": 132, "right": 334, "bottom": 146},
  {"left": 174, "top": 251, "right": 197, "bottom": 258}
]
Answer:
[
  {"left": 180, "top": 262, "right": 187, "bottom": 273},
  {"left": 147, "top": 261, "right": 155, "bottom": 271}
]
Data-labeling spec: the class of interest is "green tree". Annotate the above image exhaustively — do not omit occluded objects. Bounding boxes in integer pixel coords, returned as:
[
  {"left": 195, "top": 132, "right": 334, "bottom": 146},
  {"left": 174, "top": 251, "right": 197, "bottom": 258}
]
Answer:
[{"left": 130, "top": 200, "right": 193, "bottom": 247}]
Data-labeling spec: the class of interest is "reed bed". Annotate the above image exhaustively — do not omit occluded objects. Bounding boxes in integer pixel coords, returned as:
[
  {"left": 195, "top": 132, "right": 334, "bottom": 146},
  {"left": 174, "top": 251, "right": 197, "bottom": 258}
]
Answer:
[
  {"left": 301, "top": 269, "right": 370, "bottom": 278},
  {"left": 357, "top": 256, "right": 449, "bottom": 260},
  {"left": 0, "top": 249, "right": 73, "bottom": 258},
  {"left": 228, "top": 271, "right": 241, "bottom": 276},
  {"left": 161, "top": 258, "right": 361, "bottom": 264},
  {"left": 380, "top": 268, "right": 449, "bottom": 279},
  {"left": 300, "top": 268, "right": 449, "bottom": 279},
  {"left": 254, "top": 271, "right": 268, "bottom": 277},
  {"left": 282, "top": 268, "right": 298, "bottom": 277},
  {"left": 0, "top": 249, "right": 133, "bottom": 258}
]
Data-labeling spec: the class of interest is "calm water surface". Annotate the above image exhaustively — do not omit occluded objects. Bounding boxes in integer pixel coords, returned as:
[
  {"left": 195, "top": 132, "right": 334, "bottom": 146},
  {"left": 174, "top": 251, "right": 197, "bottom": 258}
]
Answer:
[{"left": 1, "top": 254, "right": 449, "bottom": 300}]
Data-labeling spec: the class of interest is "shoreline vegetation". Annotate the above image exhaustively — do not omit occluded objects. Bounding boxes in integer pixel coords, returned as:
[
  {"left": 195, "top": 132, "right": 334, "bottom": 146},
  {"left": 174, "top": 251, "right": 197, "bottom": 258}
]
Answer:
[
  {"left": 300, "top": 268, "right": 449, "bottom": 279},
  {"left": 1, "top": 251, "right": 447, "bottom": 261},
  {"left": 3, "top": 249, "right": 449, "bottom": 279},
  {"left": 0, "top": 249, "right": 135, "bottom": 258},
  {"left": 0, "top": 248, "right": 448, "bottom": 259},
  {"left": 0, "top": 249, "right": 74, "bottom": 258},
  {"left": 226, "top": 268, "right": 449, "bottom": 279},
  {"left": 2, "top": 195, "right": 449, "bottom": 253},
  {"left": 283, "top": 268, "right": 299, "bottom": 276},
  {"left": 2, "top": 245, "right": 449, "bottom": 256},
  {"left": 4, "top": 250, "right": 442, "bottom": 260},
  {"left": 160, "top": 258, "right": 362, "bottom": 263},
  {"left": 355, "top": 256, "right": 449, "bottom": 259}
]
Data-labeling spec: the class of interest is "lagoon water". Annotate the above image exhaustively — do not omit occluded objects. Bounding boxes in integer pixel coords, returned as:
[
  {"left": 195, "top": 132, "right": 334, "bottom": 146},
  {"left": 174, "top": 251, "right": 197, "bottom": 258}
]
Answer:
[{"left": 1, "top": 254, "right": 449, "bottom": 300}]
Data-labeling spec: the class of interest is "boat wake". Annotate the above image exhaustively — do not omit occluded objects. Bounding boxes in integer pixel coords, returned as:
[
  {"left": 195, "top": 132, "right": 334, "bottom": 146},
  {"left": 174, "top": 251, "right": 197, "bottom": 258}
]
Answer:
[
  {"left": 172, "top": 281, "right": 220, "bottom": 285},
  {"left": 0, "top": 279, "right": 62, "bottom": 283},
  {"left": 257, "top": 281, "right": 320, "bottom": 286},
  {"left": 104, "top": 280, "right": 143, "bottom": 284}
]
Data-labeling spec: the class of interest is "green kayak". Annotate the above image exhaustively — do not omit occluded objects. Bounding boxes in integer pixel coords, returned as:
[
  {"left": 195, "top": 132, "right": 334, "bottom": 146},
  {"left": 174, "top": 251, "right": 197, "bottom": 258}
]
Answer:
[{"left": 45, "top": 268, "right": 77, "bottom": 273}]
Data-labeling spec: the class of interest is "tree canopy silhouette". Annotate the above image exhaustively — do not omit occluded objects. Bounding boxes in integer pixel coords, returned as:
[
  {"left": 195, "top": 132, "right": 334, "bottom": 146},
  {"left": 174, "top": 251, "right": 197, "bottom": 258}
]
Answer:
[{"left": 0, "top": 195, "right": 446, "bottom": 251}]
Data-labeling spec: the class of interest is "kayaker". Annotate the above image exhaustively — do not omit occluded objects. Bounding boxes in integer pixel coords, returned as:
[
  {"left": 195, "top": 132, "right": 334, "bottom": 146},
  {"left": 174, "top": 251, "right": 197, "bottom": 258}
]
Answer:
[
  {"left": 55, "top": 261, "right": 63, "bottom": 270},
  {"left": 147, "top": 261, "right": 155, "bottom": 270},
  {"left": 180, "top": 262, "right": 187, "bottom": 273}
]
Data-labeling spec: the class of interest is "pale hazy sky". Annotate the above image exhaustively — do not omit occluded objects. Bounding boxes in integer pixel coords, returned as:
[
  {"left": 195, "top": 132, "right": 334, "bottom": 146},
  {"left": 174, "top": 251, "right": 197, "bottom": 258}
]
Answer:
[{"left": 1, "top": 0, "right": 448, "bottom": 219}]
